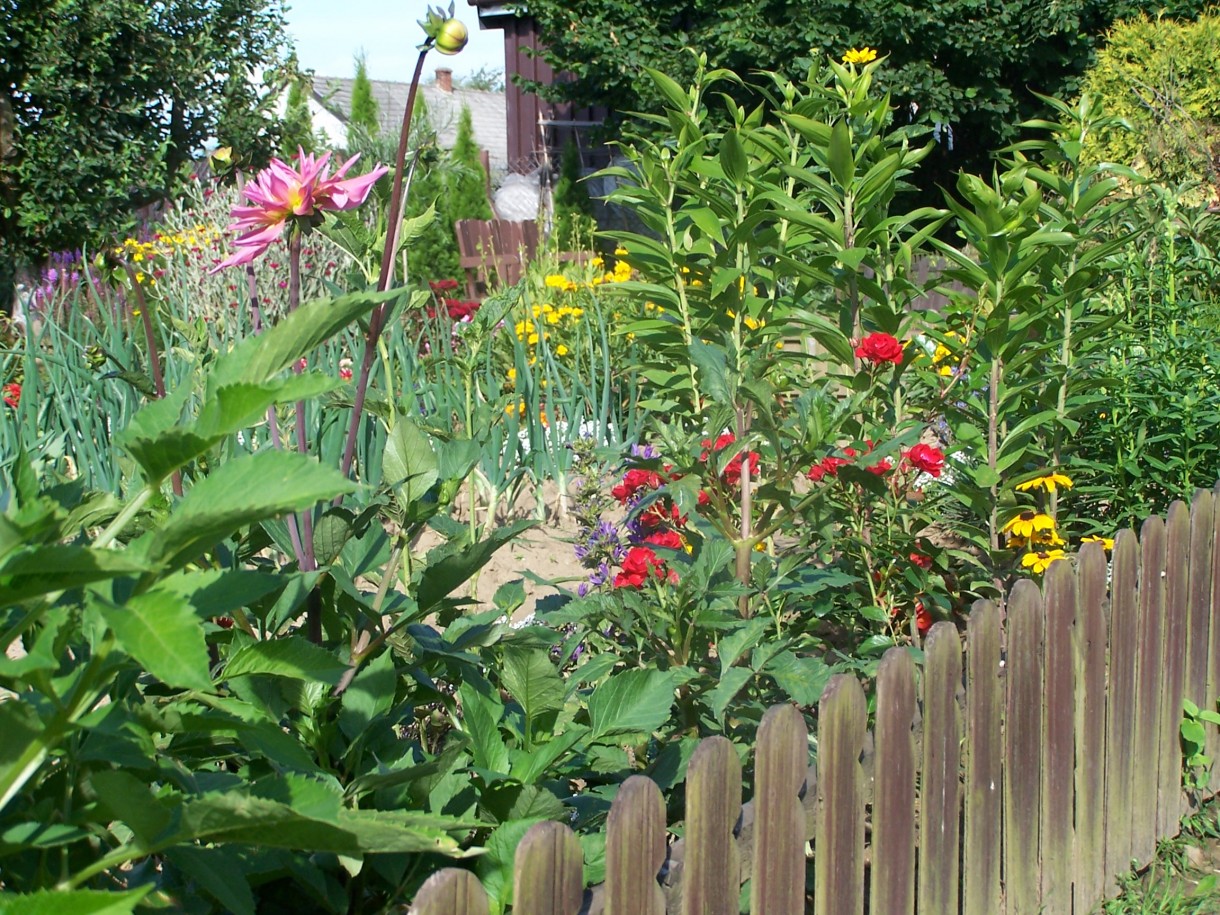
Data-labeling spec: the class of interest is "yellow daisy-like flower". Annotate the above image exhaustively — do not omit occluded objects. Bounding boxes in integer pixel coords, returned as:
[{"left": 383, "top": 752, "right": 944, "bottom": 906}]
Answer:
[
  {"left": 544, "top": 274, "right": 568, "bottom": 289},
  {"left": 1015, "top": 473, "right": 1073, "bottom": 493},
  {"left": 1001, "top": 511, "right": 1056, "bottom": 539},
  {"left": 842, "top": 47, "right": 879, "bottom": 65},
  {"left": 1022, "top": 550, "right": 1066, "bottom": 574},
  {"left": 1033, "top": 527, "right": 1065, "bottom": 547},
  {"left": 555, "top": 344, "right": 569, "bottom": 356},
  {"left": 1081, "top": 535, "right": 1115, "bottom": 551},
  {"left": 1007, "top": 533, "right": 1029, "bottom": 550}
]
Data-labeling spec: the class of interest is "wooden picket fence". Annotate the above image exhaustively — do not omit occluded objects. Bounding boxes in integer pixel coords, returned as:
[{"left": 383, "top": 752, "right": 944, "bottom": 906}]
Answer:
[{"left": 408, "top": 489, "right": 1220, "bottom": 914}]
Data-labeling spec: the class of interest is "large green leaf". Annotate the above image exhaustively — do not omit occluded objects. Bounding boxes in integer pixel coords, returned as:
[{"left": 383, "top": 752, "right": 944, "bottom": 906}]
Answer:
[
  {"left": 206, "top": 289, "right": 398, "bottom": 391},
  {"left": 587, "top": 669, "right": 676, "bottom": 741},
  {"left": 500, "top": 649, "right": 565, "bottom": 748},
  {"left": 98, "top": 591, "right": 211, "bottom": 691},
  {"left": 164, "top": 846, "right": 255, "bottom": 915},
  {"left": 458, "top": 680, "right": 509, "bottom": 774},
  {"left": 224, "top": 637, "right": 347, "bottom": 684},
  {"left": 0, "top": 546, "right": 150, "bottom": 604},
  {"left": 194, "top": 374, "right": 341, "bottom": 439},
  {"left": 0, "top": 887, "right": 152, "bottom": 915},
  {"left": 147, "top": 451, "right": 357, "bottom": 571},
  {"left": 416, "top": 519, "right": 536, "bottom": 613},
  {"left": 383, "top": 419, "right": 439, "bottom": 517}
]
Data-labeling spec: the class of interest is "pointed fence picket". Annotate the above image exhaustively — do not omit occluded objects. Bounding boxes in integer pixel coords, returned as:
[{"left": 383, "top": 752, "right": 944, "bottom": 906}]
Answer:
[{"left": 408, "top": 492, "right": 1220, "bottom": 915}]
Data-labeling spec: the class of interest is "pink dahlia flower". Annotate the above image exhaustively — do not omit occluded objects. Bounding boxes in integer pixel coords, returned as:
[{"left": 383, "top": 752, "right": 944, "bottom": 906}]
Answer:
[{"left": 211, "top": 149, "right": 388, "bottom": 272}]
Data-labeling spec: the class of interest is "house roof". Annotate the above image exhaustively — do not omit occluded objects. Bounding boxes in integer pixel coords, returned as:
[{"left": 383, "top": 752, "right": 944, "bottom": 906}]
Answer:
[{"left": 313, "top": 75, "right": 508, "bottom": 172}]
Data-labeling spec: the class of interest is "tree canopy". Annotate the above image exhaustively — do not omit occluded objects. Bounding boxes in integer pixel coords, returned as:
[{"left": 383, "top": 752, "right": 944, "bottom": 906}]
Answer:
[
  {"left": 514, "top": 0, "right": 1208, "bottom": 190},
  {"left": 1, "top": 0, "right": 292, "bottom": 270}
]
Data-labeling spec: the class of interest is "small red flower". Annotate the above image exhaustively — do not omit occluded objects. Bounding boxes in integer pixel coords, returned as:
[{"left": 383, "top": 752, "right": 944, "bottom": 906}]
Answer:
[
  {"left": 2, "top": 382, "right": 20, "bottom": 408},
  {"left": 865, "top": 458, "right": 893, "bottom": 475},
  {"left": 909, "top": 552, "right": 932, "bottom": 570},
  {"left": 644, "top": 529, "right": 683, "bottom": 551},
  {"left": 904, "top": 443, "right": 945, "bottom": 477},
  {"left": 915, "top": 600, "right": 933, "bottom": 635},
  {"left": 854, "top": 332, "right": 904, "bottom": 365},
  {"left": 339, "top": 367, "right": 353, "bottom": 381},
  {"left": 807, "top": 455, "right": 850, "bottom": 482},
  {"left": 430, "top": 278, "right": 460, "bottom": 293},
  {"left": 613, "top": 546, "right": 667, "bottom": 589},
  {"left": 611, "top": 468, "right": 663, "bottom": 503}
]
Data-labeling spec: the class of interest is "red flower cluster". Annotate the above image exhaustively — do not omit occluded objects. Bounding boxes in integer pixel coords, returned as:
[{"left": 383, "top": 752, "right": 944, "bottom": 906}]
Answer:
[
  {"left": 807, "top": 455, "right": 850, "bottom": 482},
  {"left": 2, "top": 382, "right": 19, "bottom": 408},
  {"left": 611, "top": 468, "right": 664, "bottom": 502},
  {"left": 614, "top": 545, "right": 679, "bottom": 588},
  {"left": 903, "top": 443, "right": 945, "bottom": 477},
  {"left": 428, "top": 278, "right": 460, "bottom": 293},
  {"left": 444, "top": 298, "right": 480, "bottom": 322},
  {"left": 700, "top": 433, "right": 759, "bottom": 487},
  {"left": 854, "top": 332, "right": 903, "bottom": 366}
]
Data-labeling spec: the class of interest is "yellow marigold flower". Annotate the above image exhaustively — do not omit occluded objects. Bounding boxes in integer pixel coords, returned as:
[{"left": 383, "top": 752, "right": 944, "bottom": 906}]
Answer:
[
  {"left": 645, "top": 301, "right": 657, "bottom": 311},
  {"left": 1016, "top": 473, "right": 1073, "bottom": 493},
  {"left": 1022, "top": 549, "right": 1066, "bottom": 574},
  {"left": 571, "top": 308, "right": 584, "bottom": 317},
  {"left": 531, "top": 305, "right": 543, "bottom": 319},
  {"left": 544, "top": 274, "right": 568, "bottom": 288},
  {"left": 591, "top": 256, "right": 604, "bottom": 268},
  {"left": 1082, "top": 535, "right": 1115, "bottom": 551},
  {"left": 1002, "top": 511, "right": 1055, "bottom": 539},
  {"left": 614, "top": 246, "right": 628, "bottom": 256},
  {"left": 527, "top": 332, "right": 539, "bottom": 345},
  {"left": 556, "top": 344, "right": 569, "bottom": 356},
  {"left": 842, "top": 47, "right": 879, "bottom": 65},
  {"left": 507, "top": 367, "right": 516, "bottom": 382}
]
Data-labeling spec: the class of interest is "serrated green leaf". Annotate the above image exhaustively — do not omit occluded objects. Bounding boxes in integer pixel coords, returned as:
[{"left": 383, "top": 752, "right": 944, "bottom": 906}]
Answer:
[
  {"left": 224, "top": 637, "right": 347, "bottom": 684},
  {"left": 148, "top": 451, "right": 357, "bottom": 571},
  {"left": 99, "top": 591, "right": 211, "bottom": 691},
  {"left": 587, "top": 669, "right": 675, "bottom": 740}
]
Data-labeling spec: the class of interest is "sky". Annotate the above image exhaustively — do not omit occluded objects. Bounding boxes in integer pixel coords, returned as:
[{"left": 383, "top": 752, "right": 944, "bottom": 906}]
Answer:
[{"left": 283, "top": 0, "right": 506, "bottom": 84}]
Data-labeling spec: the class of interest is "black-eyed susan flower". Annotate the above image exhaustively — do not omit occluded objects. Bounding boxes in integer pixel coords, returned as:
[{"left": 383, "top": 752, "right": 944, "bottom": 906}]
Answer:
[
  {"left": 1015, "top": 472, "right": 1073, "bottom": 493},
  {"left": 1081, "top": 535, "right": 1115, "bottom": 551},
  {"left": 1022, "top": 549, "right": 1066, "bottom": 574},
  {"left": 1002, "top": 511, "right": 1056, "bottom": 539}
]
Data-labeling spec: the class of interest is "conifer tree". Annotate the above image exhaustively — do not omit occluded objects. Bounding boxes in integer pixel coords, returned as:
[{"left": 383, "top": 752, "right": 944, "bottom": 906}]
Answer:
[
  {"left": 347, "top": 52, "right": 380, "bottom": 146},
  {"left": 446, "top": 105, "right": 493, "bottom": 222},
  {"left": 280, "top": 55, "right": 316, "bottom": 155}
]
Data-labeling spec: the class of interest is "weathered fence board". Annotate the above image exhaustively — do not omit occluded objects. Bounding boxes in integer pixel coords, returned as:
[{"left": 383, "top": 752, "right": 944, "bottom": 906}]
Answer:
[
  {"left": 514, "top": 821, "right": 584, "bottom": 915},
  {"left": 1207, "top": 482, "right": 1220, "bottom": 795},
  {"left": 751, "top": 703, "right": 808, "bottom": 914},
  {"left": 1186, "top": 490, "right": 1215, "bottom": 759},
  {"left": 963, "top": 602, "right": 1003, "bottom": 915},
  {"left": 1162, "top": 501, "right": 1191, "bottom": 831},
  {"left": 919, "top": 622, "right": 962, "bottom": 915},
  {"left": 682, "top": 736, "right": 741, "bottom": 915},
  {"left": 411, "top": 868, "right": 490, "bottom": 915},
  {"left": 1132, "top": 515, "right": 1166, "bottom": 867},
  {"left": 1106, "top": 528, "right": 1141, "bottom": 888},
  {"left": 1074, "top": 541, "right": 1110, "bottom": 913},
  {"left": 1005, "top": 580, "right": 1044, "bottom": 915},
  {"left": 871, "top": 648, "right": 917, "bottom": 915},
  {"left": 814, "top": 675, "right": 867, "bottom": 915},
  {"left": 606, "top": 776, "right": 666, "bottom": 915},
  {"left": 1041, "top": 559, "right": 1075, "bottom": 913}
]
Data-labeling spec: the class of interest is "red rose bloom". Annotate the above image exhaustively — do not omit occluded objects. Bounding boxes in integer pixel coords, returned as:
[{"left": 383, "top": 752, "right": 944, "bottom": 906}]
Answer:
[
  {"left": 644, "top": 529, "right": 683, "bottom": 551},
  {"left": 807, "top": 455, "right": 850, "bottom": 482},
  {"left": 614, "top": 546, "right": 667, "bottom": 588},
  {"left": 2, "top": 382, "right": 20, "bottom": 408},
  {"left": 904, "top": 443, "right": 945, "bottom": 477},
  {"left": 611, "top": 468, "right": 662, "bottom": 503},
  {"left": 854, "top": 332, "right": 904, "bottom": 365},
  {"left": 701, "top": 432, "right": 760, "bottom": 485},
  {"left": 866, "top": 458, "right": 893, "bottom": 475}
]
